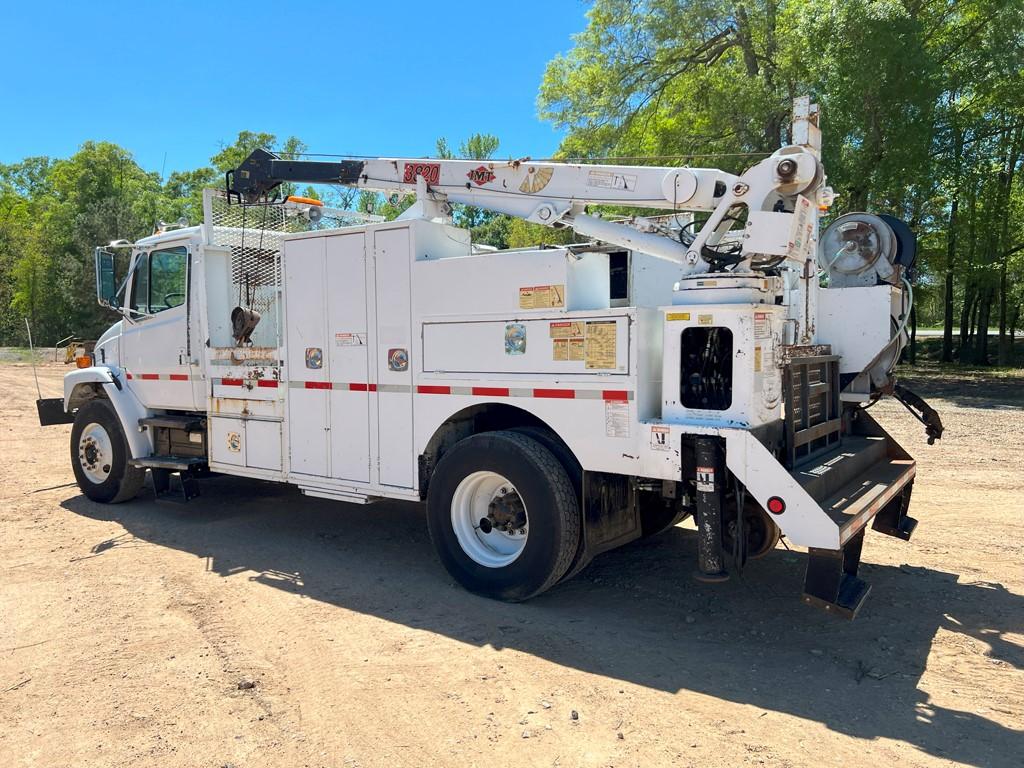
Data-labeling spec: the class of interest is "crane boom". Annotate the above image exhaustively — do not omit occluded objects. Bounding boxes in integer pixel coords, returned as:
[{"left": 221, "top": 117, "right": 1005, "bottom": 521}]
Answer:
[{"left": 227, "top": 100, "right": 831, "bottom": 271}]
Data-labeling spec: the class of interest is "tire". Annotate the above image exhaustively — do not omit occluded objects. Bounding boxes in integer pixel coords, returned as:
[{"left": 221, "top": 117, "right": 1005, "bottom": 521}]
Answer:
[
  {"left": 723, "top": 495, "right": 781, "bottom": 560},
  {"left": 70, "top": 399, "right": 146, "bottom": 504},
  {"left": 426, "top": 430, "right": 580, "bottom": 602},
  {"left": 508, "top": 426, "right": 583, "bottom": 496},
  {"left": 508, "top": 425, "right": 589, "bottom": 582}
]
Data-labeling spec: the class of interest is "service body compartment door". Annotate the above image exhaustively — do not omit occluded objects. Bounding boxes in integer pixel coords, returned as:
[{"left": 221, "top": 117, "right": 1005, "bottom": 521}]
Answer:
[
  {"left": 373, "top": 227, "right": 414, "bottom": 488},
  {"left": 327, "top": 233, "right": 371, "bottom": 483},
  {"left": 284, "top": 236, "right": 329, "bottom": 477}
]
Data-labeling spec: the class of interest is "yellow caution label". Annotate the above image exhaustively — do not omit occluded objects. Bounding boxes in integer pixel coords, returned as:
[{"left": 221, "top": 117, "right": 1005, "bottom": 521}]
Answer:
[
  {"left": 519, "top": 284, "right": 565, "bottom": 310},
  {"left": 549, "top": 321, "right": 584, "bottom": 338},
  {"left": 585, "top": 321, "right": 617, "bottom": 369},
  {"left": 569, "top": 337, "right": 584, "bottom": 361},
  {"left": 666, "top": 312, "right": 690, "bottom": 322}
]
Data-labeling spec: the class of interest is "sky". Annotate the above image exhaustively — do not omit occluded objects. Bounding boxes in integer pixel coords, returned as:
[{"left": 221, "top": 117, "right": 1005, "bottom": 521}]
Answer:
[{"left": 0, "top": 1, "right": 590, "bottom": 177}]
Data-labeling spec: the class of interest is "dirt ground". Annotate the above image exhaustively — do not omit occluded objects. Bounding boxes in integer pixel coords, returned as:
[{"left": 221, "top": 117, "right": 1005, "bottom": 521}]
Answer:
[{"left": 1, "top": 360, "right": 1022, "bottom": 768}]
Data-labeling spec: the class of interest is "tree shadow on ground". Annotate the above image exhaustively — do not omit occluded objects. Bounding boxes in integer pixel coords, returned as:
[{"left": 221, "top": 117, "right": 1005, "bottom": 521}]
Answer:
[
  {"left": 62, "top": 477, "right": 1023, "bottom": 767},
  {"left": 897, "top": 367, "right": 1024, "bottom": 410}
]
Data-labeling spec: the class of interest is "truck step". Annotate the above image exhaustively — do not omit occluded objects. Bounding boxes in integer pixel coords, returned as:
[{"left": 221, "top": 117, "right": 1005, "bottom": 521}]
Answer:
[
  {"left": 820, "top": 458, "right": 916, "bottom": 546},
  {"left": 790, "top": 436, "right": 889, "bottom": 503},
  {"left": 138, "top": 415, "right": 205, "bottom": 432},
  {"left": 134, "top": 459, "right": 206, "bottom": 504},
  {"left": 129, "top": 455, "right": 207, "bottom": 471}
]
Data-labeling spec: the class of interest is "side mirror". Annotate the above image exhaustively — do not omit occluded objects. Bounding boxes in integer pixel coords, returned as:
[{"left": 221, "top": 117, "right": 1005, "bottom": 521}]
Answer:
[{"left": 94, "top": 248, "right": 119, "bottom": 309}]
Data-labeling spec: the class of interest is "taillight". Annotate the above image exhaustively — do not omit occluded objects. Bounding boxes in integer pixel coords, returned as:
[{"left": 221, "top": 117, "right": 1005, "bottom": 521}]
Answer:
[{"left": 767, "top": 496, "right": 786, "bottom": 515}]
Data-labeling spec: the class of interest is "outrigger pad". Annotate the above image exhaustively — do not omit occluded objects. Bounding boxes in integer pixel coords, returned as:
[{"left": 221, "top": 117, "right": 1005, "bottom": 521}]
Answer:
[
  {"left": 872, "top": 481, "right": 917, "bottom": 541},
  {"left": 802, "top": 531, "right": 871, "bottom": 619}
]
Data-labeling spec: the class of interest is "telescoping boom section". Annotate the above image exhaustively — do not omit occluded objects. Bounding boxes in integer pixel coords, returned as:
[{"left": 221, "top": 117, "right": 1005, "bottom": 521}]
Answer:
[{"left": 42, "top": 98, "right": 942, "bottom": 619}]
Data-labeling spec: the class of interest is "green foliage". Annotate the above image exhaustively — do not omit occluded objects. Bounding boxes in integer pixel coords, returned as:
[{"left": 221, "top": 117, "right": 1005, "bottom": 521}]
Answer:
[
  {"left": 0, "top": 131, "right": 308, "bottom": 345},
  {"left": 540, "top": 0, "right": 1024, "bottom": 365}
]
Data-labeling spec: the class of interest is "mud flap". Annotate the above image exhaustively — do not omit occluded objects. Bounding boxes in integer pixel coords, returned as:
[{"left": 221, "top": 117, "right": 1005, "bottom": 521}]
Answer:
[
  {"left": 560, "top": 471, "right": 642, "bottom": 581},
  {"left": 37, "top": 397, "right": 74, "bottom": 426},
  {"left": 801, "top": 529, "right": 871, "bottom": 619}
]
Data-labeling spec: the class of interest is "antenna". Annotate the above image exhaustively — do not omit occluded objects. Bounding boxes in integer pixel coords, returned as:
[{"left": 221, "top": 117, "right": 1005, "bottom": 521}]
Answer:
[{"left": 24, "top": 318, "right": 42, "bottom": 400}]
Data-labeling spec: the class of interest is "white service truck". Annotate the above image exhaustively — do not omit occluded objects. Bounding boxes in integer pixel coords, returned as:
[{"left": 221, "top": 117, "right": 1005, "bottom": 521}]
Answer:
[{"left": 38, "top": 99, "right": 942, "bottom": 617}]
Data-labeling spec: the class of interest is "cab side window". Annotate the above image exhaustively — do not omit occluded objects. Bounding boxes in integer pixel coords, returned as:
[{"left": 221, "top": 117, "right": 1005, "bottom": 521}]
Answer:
[
  {"left": 150, "top": 247, "right": 187, "bottom": 312},
  {"left": 129, "top": 246, "right": 187, "bottom": 315}
]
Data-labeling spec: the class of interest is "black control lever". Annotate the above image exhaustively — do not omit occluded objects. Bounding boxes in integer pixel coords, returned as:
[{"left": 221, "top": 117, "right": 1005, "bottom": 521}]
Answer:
[{"left": 892, "top": 383, "right": 944, "bottom": 445}]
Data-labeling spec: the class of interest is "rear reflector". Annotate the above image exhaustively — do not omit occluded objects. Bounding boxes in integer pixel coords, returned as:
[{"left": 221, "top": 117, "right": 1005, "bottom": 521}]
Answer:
[{"left": 767, "top": 496, "right": 786, "bottom": 515}]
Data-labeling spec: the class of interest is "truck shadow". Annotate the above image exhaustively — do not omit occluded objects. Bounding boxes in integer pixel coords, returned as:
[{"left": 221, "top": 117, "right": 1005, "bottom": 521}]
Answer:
[{"left": 62, "top": 477, "right": 1022, "bottom": 767}]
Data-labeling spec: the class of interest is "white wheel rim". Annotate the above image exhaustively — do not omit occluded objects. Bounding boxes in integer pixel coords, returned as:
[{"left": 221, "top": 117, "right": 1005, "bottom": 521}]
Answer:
[
  {"left": 451, "top": 471, "right": 529, "bottom": 568},
  {"left": 78, "top": 422, "right": 113, "bottom": 484}
]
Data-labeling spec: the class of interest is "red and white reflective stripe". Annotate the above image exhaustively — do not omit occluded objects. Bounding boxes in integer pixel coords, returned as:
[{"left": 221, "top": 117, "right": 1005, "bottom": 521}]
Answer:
[
  {"left": 126, "top": 371, "right": 197, "bottom": 381},
  {"left": 284, "top": 380, "right": 633, "bottom": 402},
  {"left": 211, "top": 377, "right": 280, "bottom": 388},
  {"left": 134, "top": 373, "right": 631, "bottom": 402}
]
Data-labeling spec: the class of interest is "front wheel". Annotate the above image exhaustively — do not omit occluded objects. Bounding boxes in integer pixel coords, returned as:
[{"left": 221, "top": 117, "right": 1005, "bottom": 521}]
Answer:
[
  {"left": 70, "top": 400, "right": 145, "bottom": 503},
  {"left": 426, "top": 431, "right": 580, "bottom": 601}
]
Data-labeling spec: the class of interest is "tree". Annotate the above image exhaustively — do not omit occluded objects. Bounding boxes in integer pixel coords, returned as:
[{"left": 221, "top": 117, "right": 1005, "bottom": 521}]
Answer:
[{"left": 540, "top": 0, "right": 1024, "bottom": 367}]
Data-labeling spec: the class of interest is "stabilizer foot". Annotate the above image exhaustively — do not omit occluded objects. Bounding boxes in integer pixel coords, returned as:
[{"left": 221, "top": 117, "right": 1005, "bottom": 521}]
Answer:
[
  {"left": 802, "top": 530, "right": 870, "bottom": 619},
  {"left": 872, "top": 482, "right": 916, "bottom": 540}
]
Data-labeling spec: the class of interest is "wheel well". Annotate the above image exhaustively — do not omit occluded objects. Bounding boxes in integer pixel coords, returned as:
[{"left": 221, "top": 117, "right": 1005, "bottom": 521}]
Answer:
[
  {"left": 67, "top": 382, "right": 108, "bottom": 412},
  {"left": 419, "top": 403, "right": 578, "bottom": 499}
]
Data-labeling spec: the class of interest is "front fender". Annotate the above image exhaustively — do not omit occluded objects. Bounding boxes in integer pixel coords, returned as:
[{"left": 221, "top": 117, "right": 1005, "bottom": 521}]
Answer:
[{"left": 64, "top": 366, "right": 153, "bottom": 459}]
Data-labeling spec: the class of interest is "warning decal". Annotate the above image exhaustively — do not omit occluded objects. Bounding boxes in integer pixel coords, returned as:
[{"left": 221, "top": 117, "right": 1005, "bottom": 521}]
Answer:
[
  {"left": 754, "top": 312, "right": 770, "bottom": 339},
  {"left": 584, "top": 321, "right": 617, "bottom": 369},
  {"left": 754, "top": 346, "right": 762, "bottom": 372},
  {"left": 788, "top": 194, "right": 815, "bottom": 262},
  {"left": 519, "top": 284, "right": 565, "bottom": 310},
  {"left": 335, "top": 331, "right": 366, "bottom": 346},
  {"left": 650, "top": 425, "right": 670, "bottom": 451},
  {"left": 549, "top": 321, "right": 584, "bottom": 339},
  {"left": 696, "top": 465, "right": 715, "bottom": 493},
  {"left": 587, "top": 169, "right": 637, "bottom": 191},
  {"left": 569, "top": 338, "right": 584, "bottom": 361},
  {"left": 605, "top": 400, "right": 630, "bottom": 438},
  {"left": 551, "top": 321, "right": 586, "bottom": 362}
]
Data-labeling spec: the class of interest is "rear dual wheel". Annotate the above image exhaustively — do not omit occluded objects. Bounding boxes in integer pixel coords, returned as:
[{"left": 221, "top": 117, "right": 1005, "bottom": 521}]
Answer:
[
  {"left": 723, "top": 494, "right": 781, "bottom": 560},
  {"left": 427, "top": 431, "right": 580, "bottom": 601}
]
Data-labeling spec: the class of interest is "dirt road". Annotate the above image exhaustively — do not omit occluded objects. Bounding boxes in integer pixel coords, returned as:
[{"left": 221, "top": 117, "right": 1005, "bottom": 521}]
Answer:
[{"left": 1, "top": 360, "right": 1022, "bottom": 768}]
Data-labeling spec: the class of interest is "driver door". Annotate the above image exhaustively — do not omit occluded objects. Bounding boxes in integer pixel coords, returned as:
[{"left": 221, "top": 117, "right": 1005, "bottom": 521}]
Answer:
[{"left": 120, "top": 242, "right": 199, "bottom": 411}]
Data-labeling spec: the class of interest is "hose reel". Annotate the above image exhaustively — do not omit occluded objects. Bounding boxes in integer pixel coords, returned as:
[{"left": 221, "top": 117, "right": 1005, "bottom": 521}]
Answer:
[{"left": 818, "top": 213, "right": 916, "bottom": 288}]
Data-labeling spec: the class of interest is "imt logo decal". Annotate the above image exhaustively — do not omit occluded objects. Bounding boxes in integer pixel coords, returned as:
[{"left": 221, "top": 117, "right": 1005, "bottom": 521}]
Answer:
[{"left": 467, "top": 165, "right": 496, "bottom": 186}]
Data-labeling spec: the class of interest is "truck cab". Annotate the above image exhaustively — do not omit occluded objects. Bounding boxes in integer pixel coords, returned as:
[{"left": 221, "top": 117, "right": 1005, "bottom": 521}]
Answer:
[{"left": 94, "top": 228, "right": 205, "bottom": 411}]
